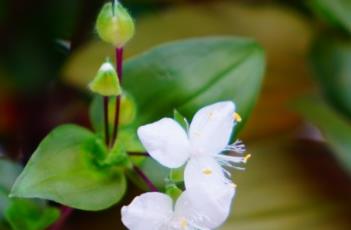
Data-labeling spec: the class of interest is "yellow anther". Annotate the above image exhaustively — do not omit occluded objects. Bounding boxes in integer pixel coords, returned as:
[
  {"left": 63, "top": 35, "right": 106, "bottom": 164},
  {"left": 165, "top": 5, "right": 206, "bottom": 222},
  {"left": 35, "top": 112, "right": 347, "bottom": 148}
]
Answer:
[
  {"left": 180, "top": 218, "right": 188, "bottom": 229},
  {"left": 233, "top": 112, "right": 242, "bottom": 122},
  {"left": 230, "top": 183, "right": 237, "bottom": 189},
  {"left": 243, "top": 154, "right": 251, "bottom": 163},
  {"left": 202, "top": 168, "right": 213, "bottom": 175}
]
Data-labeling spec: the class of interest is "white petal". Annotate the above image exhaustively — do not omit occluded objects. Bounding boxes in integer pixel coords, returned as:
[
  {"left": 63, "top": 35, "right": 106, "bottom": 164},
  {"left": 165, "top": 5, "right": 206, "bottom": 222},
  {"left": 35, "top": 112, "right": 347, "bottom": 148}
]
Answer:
[
  {"left": 137, "top": 118, "right": 190, "bottom": 168},
  {"left": 121, "top": 192, "right": 173, "bottom": 230},
  {"left": 189, "top": 101, "right": 235, "bottom": 156},
  {"left": 183, "top": 157, "right": 235, "bottom": 228},
  {"left": 184, "top": 157, "right": 232, "bottom": 193},
  {"left": 174, "top": 188, "right": 235, "bottom": 230}
]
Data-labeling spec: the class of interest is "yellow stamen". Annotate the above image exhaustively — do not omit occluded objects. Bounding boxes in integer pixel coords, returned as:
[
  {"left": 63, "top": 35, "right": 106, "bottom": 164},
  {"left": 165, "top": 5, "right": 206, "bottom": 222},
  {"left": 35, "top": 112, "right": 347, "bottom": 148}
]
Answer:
[
  {"left": 230, "top": 183, "right": 237, "bottom": 188},
  {"left": 243, "top": 154, "right": 251, "bottom": 163},
  {"left": 233, "top": 112, "right": 242, "bottom": 122},
  {"left": 180, "top": 218, "right": 188, "bottom": 229},
  {"left": 202, "top": 168, "right": 213, "bottom": 175}
]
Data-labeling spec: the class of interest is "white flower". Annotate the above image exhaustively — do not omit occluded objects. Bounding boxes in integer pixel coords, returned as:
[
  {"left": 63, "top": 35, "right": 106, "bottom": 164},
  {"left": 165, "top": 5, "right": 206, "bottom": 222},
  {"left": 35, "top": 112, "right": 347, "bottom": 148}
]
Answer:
[
  {"left": 121, "top": 185, "right": 235, "bottom": 230},
  {"left": 137, "top": 101, "right": 249, "bottom": 194}
]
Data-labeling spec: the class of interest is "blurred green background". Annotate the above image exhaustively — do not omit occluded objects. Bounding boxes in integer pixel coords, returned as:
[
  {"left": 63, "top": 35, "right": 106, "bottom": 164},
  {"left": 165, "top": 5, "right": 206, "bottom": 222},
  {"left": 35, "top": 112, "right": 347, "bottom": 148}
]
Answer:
[{"left": 0, "top": 0, "right": 351, "bottom": 229}]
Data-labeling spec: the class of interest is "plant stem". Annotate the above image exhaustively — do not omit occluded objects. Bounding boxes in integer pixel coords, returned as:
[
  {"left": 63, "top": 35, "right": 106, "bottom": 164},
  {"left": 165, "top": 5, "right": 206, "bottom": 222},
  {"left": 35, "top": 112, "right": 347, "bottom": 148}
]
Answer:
[
  {"left": 133, "top": 165, "right": 158, "bottom": 192},
  {"left": 49, "top": 206, "right": 73, "bottom": 230},
  {"left": 103, "top": 96, "right": 110, "bottom": 146},
  {"left": 111, "top": 47, "right": 124, "bottom": 147},
  {"left": 128, "top": 152, "right": 150, "bottom": 157}
]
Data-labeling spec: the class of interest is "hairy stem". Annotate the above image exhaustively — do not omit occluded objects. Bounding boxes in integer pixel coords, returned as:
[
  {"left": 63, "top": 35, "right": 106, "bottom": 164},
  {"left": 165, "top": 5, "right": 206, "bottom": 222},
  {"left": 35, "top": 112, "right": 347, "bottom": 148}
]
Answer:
[
  {"left": 133, "top": 165, "right": 158, "bottom": 192},
  {"left": 49, "top": 206, "right": 73, "bottom": 230},
  {"left": 111, "top": 47, "right": 124, "bottom": 147}
]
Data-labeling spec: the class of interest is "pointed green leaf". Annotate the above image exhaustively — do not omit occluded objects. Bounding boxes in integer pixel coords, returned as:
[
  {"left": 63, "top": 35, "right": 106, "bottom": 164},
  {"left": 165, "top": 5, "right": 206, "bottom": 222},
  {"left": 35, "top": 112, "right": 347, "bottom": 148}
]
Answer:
[{"left": 10, "top": 125, "right": 126, "bottom": 211}]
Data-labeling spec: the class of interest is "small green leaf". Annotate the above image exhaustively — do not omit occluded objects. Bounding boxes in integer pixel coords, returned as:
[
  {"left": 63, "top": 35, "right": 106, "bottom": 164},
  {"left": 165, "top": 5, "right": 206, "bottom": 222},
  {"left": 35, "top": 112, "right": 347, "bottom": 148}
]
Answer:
[
  {"left": 4, "top": 199, "right": 59, "bottom": 230},
  {"left": 173, "top": 109, "right": 189, "bottom": 131},
  {"left": 310, "top": 35, "right": 351, "bottom": 118},
  {"left": 293, "top": 96, "right": 351, "bottom": 174},
  {"left": 10, "top": 125, "right": 126, "bottom": 211},
  {"left": 309, "top": 0, "right": 351, "bottom": 34}
]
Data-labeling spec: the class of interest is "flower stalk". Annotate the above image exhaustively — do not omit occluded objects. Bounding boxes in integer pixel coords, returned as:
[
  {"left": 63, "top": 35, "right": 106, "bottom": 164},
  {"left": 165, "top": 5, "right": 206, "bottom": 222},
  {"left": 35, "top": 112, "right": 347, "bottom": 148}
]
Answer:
[
  {"left": 103, "top": 96, "right": 110, "bottom": 146},
  {"left": 49, "top": 206, "right": 73, "bottom": 230},
  {"left": 133, "top": 165, "right": 158, "bottom": 192},
  {"left": 111, "top": 48, "right": 124, "bottom": 147}
]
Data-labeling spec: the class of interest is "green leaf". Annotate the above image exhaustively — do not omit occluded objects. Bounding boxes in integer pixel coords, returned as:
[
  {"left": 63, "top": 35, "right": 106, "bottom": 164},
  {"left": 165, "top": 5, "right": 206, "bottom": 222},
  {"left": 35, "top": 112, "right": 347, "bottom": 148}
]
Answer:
[
  {"left": 310, "top": 35, "right": 351, "bottom": 118},
  {"left": 4, "top": 199, "right": 59, "bottom": 230},
  {"left": 123, "top": 37, "right": 265, "bottom": 137},
  {"left": 10, "top": 125, "right": 126, "bottom": 211},
  {"left": 0, "top": 159, "right": 58, "bottom": 230},
  {"left": 173, "top": 109, "right": 189, "bottom": 131},
  {"left": 293, "top": 96, "right": 351, "bottom": 174},
  {"left": 309, "top": 0, "right": 351, "bottom": 34}
]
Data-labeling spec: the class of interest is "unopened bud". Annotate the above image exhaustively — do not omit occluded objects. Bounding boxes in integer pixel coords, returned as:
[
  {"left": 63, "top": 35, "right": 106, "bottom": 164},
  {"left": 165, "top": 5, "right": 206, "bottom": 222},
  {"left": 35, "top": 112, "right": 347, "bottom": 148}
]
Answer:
[
  {"left": 96, "top": 1, "right": 135, "bottom": 47},
  {"left": 166, "top": 184, "right": 182, "bottom": 202},
  {"left": 89, "top": 61, "right": 121, "bottom": 96}
]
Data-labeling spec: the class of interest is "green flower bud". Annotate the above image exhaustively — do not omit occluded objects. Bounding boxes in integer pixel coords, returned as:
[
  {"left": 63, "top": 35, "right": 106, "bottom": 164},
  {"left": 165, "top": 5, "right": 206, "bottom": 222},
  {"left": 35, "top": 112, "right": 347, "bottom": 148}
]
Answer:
[
  {"left": 119, "top": 92, "right": 137, "bottom": 126},
  {"left": 166, "top": 184, "right": 182, "bottom": 202},
  {"left": 96, "top": 1, "right": 135, "bottom": 47},
  {"left": 89, "top": 61, "right": 121, "bottom": 96}
]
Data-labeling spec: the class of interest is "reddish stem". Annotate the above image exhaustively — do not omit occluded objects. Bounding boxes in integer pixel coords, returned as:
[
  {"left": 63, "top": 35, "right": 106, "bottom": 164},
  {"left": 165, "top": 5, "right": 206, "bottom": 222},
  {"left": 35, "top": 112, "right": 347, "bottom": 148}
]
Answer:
[
  {"left": 111, "top": 48, "right": 124, "bottom": 147},
  {"left": 103, "top": 96, "right": 110, "bottom": 146},
  {"left": 49, "top": 206, "right": 73, "bottom": 230},
  {"left": 133, "top": 165, "right": 158, "bottom": 192},
  {"left": 128, "top": 152, "right": 150, "bottom": 157}
]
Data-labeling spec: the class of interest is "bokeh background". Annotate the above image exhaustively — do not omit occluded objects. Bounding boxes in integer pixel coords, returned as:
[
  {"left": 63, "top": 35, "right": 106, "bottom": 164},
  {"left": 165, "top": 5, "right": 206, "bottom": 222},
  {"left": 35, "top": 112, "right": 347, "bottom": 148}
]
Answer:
[{"left": 1, "top": 0, "right": 351, "bottom": 229}]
